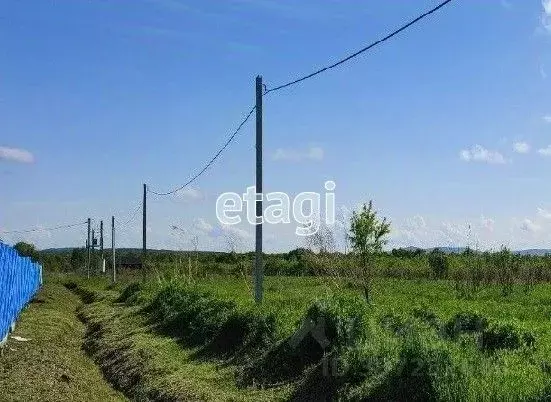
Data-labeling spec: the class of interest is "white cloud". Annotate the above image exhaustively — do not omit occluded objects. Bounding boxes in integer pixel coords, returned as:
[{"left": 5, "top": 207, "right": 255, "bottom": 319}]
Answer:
[
  {"left": 520, "top": 218, "right": 541, "bottom": 233},
  {"left": 221, "top": 224, "right": 253, "bottom": 240},
  {"left": 542, "top": 0, "right": 551, "bottom": 32},
  {"left": 404, "top": 215, "right": 426, "bottom": 231},
  {"left": 0, "top": 147, "right": 34, "bottom": 163},
  {"left": 538, "top": 208, "right": 551, "bottom": 219},
  {"left": 459, "top": 145, "right": 507, "bottom": 164},
  {"left": 194, "top": 218, "right": 214, "bottom": 234},
  {"left": 175, "top": 187, "right": 203, "bottom": 202},
  {"left": 538, "top": 145, "right": 551, "bottom": 156},
  {"left": 272, "top": 146, "right": 324, "bottom": 162},
  {"left": 480, "top": 215, "right": 495, "bottom": 232},
  {"left": 543, "top": 115, "right": 551, "bottom": 123},
  {"left": 513, "top": 142, "right": 530, "bottom": 154},
  {"left": 440, "top": 221, "right": 470, "bottom": 245},
  {"left": 540, "top": 65, "right": 548, "bottom": 80}
]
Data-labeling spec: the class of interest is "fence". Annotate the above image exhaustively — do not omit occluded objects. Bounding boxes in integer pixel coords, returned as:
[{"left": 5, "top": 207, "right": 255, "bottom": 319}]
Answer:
[{"left": 0, "top": 243, "right": 42, "bottom": 344}]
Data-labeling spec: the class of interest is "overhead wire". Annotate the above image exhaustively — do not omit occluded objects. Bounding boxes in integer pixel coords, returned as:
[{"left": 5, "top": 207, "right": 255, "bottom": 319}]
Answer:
[
  {"left": 0, "top": 221, "right": 87, "bottom": 235},
  {"left": 147, "top": 105, "right": 256, "bottom": 196},
  {"left": 264, "top": 0, "right": 455, "bottom": 94}
]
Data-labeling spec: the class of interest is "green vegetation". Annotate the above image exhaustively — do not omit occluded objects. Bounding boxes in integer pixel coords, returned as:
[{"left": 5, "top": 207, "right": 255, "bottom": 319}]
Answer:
[
  {"left": 0, "top": 282, "right": 126, "bottom": 402},
  {"left": 13, "top": 204, "right": 551, "bottom": 401},
  {"left": 58, "top": 274, "right": 551, "bottom": 401}
]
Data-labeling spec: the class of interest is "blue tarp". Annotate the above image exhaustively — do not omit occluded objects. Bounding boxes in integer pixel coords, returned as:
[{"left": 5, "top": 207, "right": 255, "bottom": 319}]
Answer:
[{"left": 0, "top": 243, "right": 42, "bottom": 342}]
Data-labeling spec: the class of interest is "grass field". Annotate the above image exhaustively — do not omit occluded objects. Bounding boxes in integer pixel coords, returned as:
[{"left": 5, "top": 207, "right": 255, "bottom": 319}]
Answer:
[
  {"left": 60, "top": 273, "right": 551, "bottom": 401},
  {"left": 0, "top": 282, "right": 126, "bottom": 402}
]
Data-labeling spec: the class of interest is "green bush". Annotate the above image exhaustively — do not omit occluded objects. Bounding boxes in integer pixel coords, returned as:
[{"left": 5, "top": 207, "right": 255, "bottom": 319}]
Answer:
[
  {"left": 370, "top": 326, "right": 469, "bottom": 401},
  {"left": 379, "top": 312, "right": 407, "bottom": 335},
  {"left": 147, "top": 283, "right": 236, "bottom": 345},
  {"left": 428, "top": 249, "right": 449, "bottom": 279},
  {"left": 445, "top": 312, "right": 488, "bottom": 338},
  {"left": 412, "top": 307, "right": 441, "bottom": 331},
  {"left": 116, "top": 282, "right": 143, "bottom": 304},
  {"left": 305, "top": 294, "right": 370, "bottom": 348},
  {"left": 481, "top": 321, "right": 536, "bottom": 352},
  {"left": 264, "top": 257, "right": 302, "bottom": 276}
]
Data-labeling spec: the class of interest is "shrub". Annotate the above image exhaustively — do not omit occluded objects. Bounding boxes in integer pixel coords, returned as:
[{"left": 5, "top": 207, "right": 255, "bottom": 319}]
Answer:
[
  {"left": 369, "top": 325, "right": 469, "bottom": 401},
  {"left": 379, "top": 312, "right": 407, "bottom": 335},
  {"left": 200, "top": 309, "right": 277, "bottom": 359},
  {"left": 481, "top": 321, "right": 535, "bottom": 352},
  {"left": 428, "top": 249, "right": 449, "bottom": 279},
  {"left": 147, "top": 283, "right": 236, "bottom": 345},
  {"left": 116, "top": 282, "right": 143, "bottom": 304},
  {"left": 305, "top": 294, "right": 370, "bottom": 348},
  {"left": 264, "top": 257, "right": 302, "bottom": 276},
  {"left": 445, "top": 312, "right": 488, "bottom": 338},
  {"left": 239, "top": 294, "right": 371, "bottom": 387},
  {"left": 412, "top": 307, "right": 441, "bottom": 331}
]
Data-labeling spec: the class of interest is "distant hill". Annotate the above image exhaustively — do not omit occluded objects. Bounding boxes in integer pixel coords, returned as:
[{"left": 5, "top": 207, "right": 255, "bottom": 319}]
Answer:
[
  {"left": 514, "top": 249, "right": 551, "bottom": 256},
  {"left": 41, "top": 246, "right": 551, "bottom": 257},
  {"left": 402, "top": 246, "right": 551, "bottom": 256}
]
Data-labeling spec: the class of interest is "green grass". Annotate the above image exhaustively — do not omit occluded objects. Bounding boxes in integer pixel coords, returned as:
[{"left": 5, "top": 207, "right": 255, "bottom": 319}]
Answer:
[
  {"left": 0, "top": 282, "right": 126, "bottom": 402},
  {"left": 77, "top": 289, "right": 292, "bottom": 401},
  {"left": 67, "top": 274, "right": 551, "bottom": 400}
]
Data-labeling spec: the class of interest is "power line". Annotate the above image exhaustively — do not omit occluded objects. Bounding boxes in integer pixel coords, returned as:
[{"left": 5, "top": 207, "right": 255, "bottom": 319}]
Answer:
[
  {"left": 120, "top": 202, "right": 142, "bottom": 227},
  {"left": 148, "top": 105, "right": 256, "bottom": 196},
  {"left": 0, "top": 221, "right": 87, "bottom": 235},
  {"left": 264, "top": 0, "right": 455, "bottom": 94}
]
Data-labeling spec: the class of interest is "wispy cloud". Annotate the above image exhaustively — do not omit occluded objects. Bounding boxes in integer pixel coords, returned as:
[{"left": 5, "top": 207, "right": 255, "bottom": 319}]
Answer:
[
  {"left": 538, "top": 145, "right": 551, "bottom": 156},
  {"left": 513, "top": 142, "right": 530, "bottom": 154},
  {"left": 520, "top": 218, "right": 541, "bottom": 233},
  {"left": 538, "top": 207, "right": 551, "bottom": 219},
  {"left": 540, "top": 65, "right": 548, "bottom": 80},
  {"left": 542, "top": 0, "right": 551, "bottom": 32},
  {"left": 543, "top": 115, "right": 551, "bottom": 123},
  {"left": 0, "top": 146, "right": 34, "bottom": 164},
  {"left": 175, "top": 187, "right": 204, "bottom": 202},
  {"left": 459, "top": 145, "right": 507, "bottom": 164},
  {"left": 194, "top": 218, "right": 214, "bottom": 234},
  {"left": 480, "top": 215, "right": 495, "bottom": 232},
  {"left": 272, "top": 146, "right": 324, "bottom": 162}
]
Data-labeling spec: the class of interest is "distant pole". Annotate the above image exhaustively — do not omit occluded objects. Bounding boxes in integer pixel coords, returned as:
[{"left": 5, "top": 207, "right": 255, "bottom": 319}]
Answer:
[
  {"left": 91, "top": 228, "right": 96, "bottom": 276},
  {"left": 86, "top": 218, "right": 91, "bottom": 279},
  {"left": 111, "top": 216, "right": 116, "bottom": 283},
  {"left": 254, "top": 75, "right": 263, "bottom": 304},
  {"left": 142, "top": 183, "right": 147, "bottom": 282},
  {"left": 100, "top": 220, "right": 104, "bottom": 273}
]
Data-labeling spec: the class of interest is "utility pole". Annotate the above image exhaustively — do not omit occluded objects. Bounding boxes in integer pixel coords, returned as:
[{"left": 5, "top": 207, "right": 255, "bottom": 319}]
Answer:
[
  {"left": 142, "top": 183, "right": 147, "bottom": 282},
  {"left": 86, "top": 218, "right": 91, "bottom": 279},
  {"left": 91, "top": 228, "right": 96, "bottom": 276},
  {"left": 254, "top": 75, "right": 263, "bottom": 304},
  {"left": 100, "top": 220, "right": 104, "bottom": 274},
  {"left": 111, "top": 216, "right": 116, "bottom": 283}
]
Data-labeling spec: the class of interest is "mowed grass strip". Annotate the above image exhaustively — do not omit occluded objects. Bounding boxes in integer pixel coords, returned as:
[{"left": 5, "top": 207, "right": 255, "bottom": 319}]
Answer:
[
  {"left": 0, "top": 282, "right": 126, "bottom": 402},
  {"left": 78, "top": 291, "right": 292, "bottom": 402}
]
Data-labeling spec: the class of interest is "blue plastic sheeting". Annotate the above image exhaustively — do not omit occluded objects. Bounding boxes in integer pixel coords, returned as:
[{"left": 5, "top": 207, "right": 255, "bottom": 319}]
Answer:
[{"left": 0, "top": 243, "right": 42, "bottom": 342}]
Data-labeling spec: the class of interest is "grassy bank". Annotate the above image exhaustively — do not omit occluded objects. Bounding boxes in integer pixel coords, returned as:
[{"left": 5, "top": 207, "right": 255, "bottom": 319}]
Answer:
[
  {"left": 76, "top": 286, "right": 292, "bottom": 401},
  {"left": 68, "top": 275, "right": 551, "bottom": 401},
  {"left": 0, "top": 282, "right": 126, "bottom": 402}
]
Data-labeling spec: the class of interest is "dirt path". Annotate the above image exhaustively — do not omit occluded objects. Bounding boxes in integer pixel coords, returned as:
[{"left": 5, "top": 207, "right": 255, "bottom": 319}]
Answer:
[{"left": 0, "top": 282, "right": 127, "bottom": 402}]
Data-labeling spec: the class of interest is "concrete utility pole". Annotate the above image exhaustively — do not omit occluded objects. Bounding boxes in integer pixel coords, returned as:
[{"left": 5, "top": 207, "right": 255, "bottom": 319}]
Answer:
[
  {"left": 254, "top": 75, "right": 263, "bottom": 304},
  {"left": 100, "top": 220, "right": 105, "bottom": 273},
  {"left": 142, "top": 183, "right": 147, "bottom": 282},
  {"left": 86, "top": 218, "right": 91, "bottom": 279},
  {"left": 111, "top": 216, "right": 116, "bottom": 283},
  {"left": 91, "top": 228, "right": 96, "bottom": 276}
]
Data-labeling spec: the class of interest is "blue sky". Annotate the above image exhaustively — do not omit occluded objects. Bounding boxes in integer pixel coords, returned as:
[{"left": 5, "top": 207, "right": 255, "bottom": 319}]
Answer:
[{"left": 1, "top": 0, "right": 551, "bottom": 252}]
